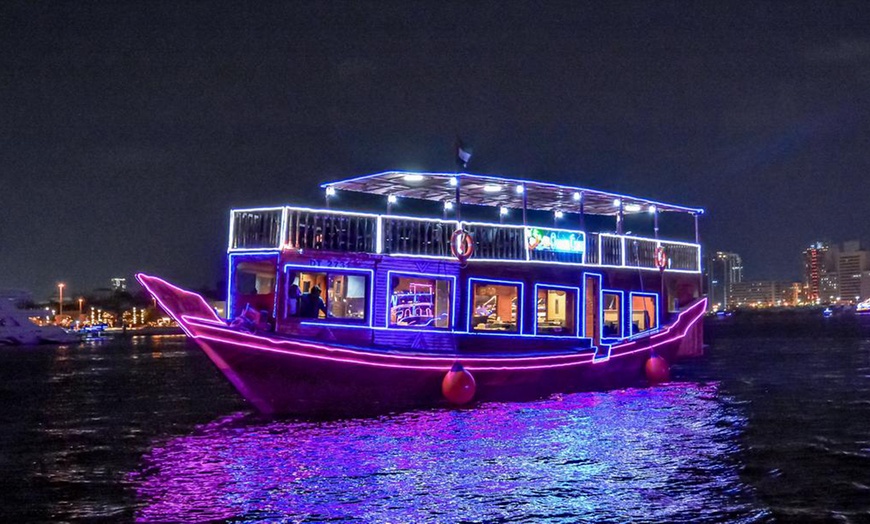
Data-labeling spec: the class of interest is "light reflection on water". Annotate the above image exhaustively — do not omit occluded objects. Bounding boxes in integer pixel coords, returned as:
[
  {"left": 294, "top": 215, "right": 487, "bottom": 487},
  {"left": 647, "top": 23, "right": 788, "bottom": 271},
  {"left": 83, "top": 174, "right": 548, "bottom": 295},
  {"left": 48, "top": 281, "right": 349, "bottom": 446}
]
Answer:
[{"left": 132, "top": 384, "right": 767, "bottom": 523}]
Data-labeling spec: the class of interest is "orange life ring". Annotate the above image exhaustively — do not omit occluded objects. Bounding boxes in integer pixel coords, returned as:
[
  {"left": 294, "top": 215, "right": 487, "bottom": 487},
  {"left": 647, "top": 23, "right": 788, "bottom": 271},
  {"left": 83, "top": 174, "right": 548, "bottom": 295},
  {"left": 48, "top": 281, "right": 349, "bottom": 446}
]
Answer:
[
  {"left": 655, "top": 246, "right": 668, "bottom": 270},
  {"left": 450, "top": 229, "right": 474, "bottom": 263}
]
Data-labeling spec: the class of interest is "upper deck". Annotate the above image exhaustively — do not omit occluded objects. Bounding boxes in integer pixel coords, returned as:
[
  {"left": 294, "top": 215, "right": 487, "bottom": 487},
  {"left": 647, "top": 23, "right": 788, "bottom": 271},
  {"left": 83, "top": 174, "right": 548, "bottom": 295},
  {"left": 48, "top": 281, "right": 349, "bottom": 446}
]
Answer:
[{"left": 228, "top": 171, "right": 703, "bottom": 273}]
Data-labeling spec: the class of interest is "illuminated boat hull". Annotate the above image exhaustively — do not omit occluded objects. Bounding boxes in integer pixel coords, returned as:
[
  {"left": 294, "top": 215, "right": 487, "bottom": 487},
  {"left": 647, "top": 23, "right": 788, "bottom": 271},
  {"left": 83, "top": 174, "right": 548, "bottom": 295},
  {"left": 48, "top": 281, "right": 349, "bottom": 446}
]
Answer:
[{"left": 138, "top": 273, "right": 706, "bottom": 416}]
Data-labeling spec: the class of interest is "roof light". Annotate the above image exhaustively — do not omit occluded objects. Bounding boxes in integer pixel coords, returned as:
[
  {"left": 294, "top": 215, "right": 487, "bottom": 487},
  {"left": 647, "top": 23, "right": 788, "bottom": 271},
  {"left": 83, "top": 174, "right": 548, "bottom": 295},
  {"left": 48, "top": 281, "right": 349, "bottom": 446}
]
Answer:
[
  {"left": 555, "top": 210, "right": 564, "bottom": 219},
  {"left": 387, "top": 194, "right": 398, "bottom": 204},
  {"left": 449, "top": 177, "right": 458, "bottom": 187},
  {"left": 572, "top": 192, "right": 581, "bottom": 201},
  {"left": 648, "top": 205, "right": 657, "bottom": 214},
  {"left": 483, "top": 184, "right": 502, "bottom": 193},
  {"left": 515, "top": 184, "right": 524, "bottom": 194},
  {"left": 624, "top": 204, "right": 642, "bottom": 212},
  {"left": 325, "top": 186, "right": 336, "bottom": 197},
  {"left": 444, "top": 201, "right": 454, "bottom": 211},
  {"left": 499, "top": 206, "right": 509, "bottom": 216},
  {"left": 613, "top": 198, "right": 621, "bottom": 207},
  {"left": 403, "top": 174, "right": 424, "bottom": 182}
]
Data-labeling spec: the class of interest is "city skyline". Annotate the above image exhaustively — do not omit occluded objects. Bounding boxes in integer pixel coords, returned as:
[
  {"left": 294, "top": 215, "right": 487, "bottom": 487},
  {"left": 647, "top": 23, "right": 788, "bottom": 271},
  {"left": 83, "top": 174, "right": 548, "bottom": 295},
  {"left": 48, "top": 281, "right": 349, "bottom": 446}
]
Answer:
[{"left": 3, "top": 1, "right": 870, "bottom": 297}]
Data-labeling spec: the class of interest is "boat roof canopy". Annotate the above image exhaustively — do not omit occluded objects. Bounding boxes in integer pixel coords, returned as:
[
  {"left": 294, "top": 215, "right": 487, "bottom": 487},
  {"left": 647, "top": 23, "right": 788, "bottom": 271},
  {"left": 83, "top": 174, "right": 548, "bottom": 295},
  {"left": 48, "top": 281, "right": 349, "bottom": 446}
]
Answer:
[{"left": 323, "top": 171, "right": 703, "bottom": 216}]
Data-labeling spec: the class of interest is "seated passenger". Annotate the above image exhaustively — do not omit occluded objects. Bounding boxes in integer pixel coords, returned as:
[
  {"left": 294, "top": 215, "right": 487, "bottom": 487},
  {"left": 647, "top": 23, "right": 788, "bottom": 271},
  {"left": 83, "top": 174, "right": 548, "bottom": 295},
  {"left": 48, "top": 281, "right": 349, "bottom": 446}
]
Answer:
[{"left": 300, "top": 286, "right": 327, "bottom": 318}]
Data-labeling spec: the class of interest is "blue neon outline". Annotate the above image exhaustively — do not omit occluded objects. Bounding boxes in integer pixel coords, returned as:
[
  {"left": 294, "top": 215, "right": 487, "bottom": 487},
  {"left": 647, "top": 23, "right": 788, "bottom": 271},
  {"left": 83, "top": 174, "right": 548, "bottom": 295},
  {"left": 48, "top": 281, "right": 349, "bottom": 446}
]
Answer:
[
  {"left": 628, "top": 291, "right": 660, "bottom": 336},
  {"left": 386, "top": 270, "right": 458, "bottom": 331},
  {"left": 282, "top": 263, "right": 374, "bottom": 327},
  {"left": 227, "top": 251, "right": 281, "bottom": 320},
  {"left": 466, "top": 277, "right": 525, "bottom": 335},
  {"left": 601, "top": 289, "right": 626, "bottom": 342},
  {"left": 532, "top": 283, "right": 581, "bottom": 338},
  {"left": 581, "top": 272, "right": 604, "bottom": 340}
]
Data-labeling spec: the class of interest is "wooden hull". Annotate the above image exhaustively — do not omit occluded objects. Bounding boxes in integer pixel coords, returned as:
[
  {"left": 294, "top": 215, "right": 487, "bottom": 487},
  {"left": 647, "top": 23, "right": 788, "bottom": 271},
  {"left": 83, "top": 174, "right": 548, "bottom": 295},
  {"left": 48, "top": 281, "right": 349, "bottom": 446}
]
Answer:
[{"left": 138, "top": 274, "right": 706, "bottom": 416}]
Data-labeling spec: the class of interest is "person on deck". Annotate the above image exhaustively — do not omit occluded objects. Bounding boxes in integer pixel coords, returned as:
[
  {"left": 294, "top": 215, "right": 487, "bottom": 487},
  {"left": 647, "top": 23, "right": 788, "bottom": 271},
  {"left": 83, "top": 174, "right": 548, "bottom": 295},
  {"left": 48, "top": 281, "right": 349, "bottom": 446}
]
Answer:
[{"left": 300, "top": 286, "right": 327, "bottom": 318}]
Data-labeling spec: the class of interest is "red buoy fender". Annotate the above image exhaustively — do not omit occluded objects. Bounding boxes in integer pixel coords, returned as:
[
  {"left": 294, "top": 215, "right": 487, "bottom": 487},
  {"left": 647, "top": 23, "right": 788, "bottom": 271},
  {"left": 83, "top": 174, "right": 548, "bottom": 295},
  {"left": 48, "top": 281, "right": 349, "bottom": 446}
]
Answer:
[
  {"left": 442, "top": 362, "right": 476, "bottom": 405},
  {"left": 645, "top": 355, "right": 670, "bottom": 384}
]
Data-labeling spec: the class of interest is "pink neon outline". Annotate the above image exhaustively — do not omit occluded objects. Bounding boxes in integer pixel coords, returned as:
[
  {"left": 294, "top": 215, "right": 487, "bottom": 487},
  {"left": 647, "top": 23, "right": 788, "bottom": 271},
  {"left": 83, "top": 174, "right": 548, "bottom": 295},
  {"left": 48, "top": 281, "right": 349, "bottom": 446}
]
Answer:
[
  {"left": 139, "top": 273, "right": 705, "bottom": 372},
  {"left": 180, "top": 294, "right": 705, "bottom": 369}
]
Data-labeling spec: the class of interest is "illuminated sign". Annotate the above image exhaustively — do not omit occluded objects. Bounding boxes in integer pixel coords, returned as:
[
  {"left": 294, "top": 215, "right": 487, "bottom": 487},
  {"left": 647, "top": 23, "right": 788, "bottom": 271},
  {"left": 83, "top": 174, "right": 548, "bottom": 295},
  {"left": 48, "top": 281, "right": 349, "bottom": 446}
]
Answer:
[{"left": 525, "top": 228, "right": 585, "bottom": 254}]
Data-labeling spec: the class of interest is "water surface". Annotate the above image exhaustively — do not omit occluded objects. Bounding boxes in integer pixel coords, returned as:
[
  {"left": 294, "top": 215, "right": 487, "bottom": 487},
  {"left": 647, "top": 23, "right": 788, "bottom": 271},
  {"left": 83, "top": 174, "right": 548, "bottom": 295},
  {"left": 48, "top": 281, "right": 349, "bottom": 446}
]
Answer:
[{"left": 0, "top": 330, "right": 868, "bottom": 522}]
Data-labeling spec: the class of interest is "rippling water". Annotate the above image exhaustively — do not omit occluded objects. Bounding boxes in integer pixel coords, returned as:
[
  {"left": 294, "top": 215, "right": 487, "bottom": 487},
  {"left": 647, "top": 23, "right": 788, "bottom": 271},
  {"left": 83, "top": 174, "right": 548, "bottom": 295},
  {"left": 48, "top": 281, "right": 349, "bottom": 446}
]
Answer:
[{"left": 1, "top": 329, "right": 868, "bottom": 522}]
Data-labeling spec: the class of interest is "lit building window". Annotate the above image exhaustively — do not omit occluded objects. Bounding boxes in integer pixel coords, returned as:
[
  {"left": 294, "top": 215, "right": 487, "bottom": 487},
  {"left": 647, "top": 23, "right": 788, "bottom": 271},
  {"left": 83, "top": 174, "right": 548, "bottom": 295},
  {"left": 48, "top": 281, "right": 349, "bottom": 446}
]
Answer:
[
  {"left": 631, "top": 293, "right": 658, "bottom": 334},
  {"left": 603, "top": 291, "right": 622, "bottom": 338}
]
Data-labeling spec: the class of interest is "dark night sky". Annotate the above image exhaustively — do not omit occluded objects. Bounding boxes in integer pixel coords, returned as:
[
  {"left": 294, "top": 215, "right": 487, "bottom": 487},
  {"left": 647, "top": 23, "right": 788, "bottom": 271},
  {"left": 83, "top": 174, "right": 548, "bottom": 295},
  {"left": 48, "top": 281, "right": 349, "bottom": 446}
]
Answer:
[{"left": 2, "top": 1, "right": 869, "bottom": 299}]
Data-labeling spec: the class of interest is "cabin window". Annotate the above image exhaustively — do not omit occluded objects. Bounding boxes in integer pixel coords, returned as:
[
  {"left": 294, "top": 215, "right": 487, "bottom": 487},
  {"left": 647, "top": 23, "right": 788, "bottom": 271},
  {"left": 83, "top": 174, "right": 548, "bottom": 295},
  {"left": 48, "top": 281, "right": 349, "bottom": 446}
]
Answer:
[
  {"left": 232, "top": 259, "right": 277, "bottom": 318},
  {"left": 631, "top": 293, "right": 657, "bottom": 334},
  {"left": 287, "top": 270, "right": 368, "bottom": 321},
  {"left": 471, "top": 280, "right": 521, "bottom": 333},
  {"left": 602, "top": 291, "right": 623, "bottom": 338},
  {"left": 389, "top": 274, "right": 452, "bottom": 329},
  {"left": 536, "top": 286, "right": 577, "bottom": 336}
]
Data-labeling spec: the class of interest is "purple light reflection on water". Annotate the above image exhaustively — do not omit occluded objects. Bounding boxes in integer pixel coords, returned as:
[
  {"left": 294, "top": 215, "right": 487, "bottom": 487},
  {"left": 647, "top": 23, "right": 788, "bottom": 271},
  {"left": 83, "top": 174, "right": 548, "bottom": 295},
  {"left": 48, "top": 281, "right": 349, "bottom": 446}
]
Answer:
[{"left": 131, "top": 383, "right": 768, "bottom": 523}]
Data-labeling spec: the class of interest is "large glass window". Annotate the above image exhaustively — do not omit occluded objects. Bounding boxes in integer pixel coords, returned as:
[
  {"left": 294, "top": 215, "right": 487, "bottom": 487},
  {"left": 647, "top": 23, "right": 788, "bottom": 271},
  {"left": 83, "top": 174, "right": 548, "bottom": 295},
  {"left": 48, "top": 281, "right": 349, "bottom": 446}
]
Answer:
[
  {"left": 287, "top": 270, "right": 368, "bottom": 321},
  {"left": 471, "top": 281, "right": 520, "bottom": 333},
  {"left": 602, "top": 291, "right": 622, "bottom": 338},
  {"left": 631, "top": 294, "right": 657, "bottom": 334},
  {"left": 536, "top": 287, "right": 577, "bottom": 336},
  {"left": 389, "top": 275, "right": 452, "bottom": 329}
]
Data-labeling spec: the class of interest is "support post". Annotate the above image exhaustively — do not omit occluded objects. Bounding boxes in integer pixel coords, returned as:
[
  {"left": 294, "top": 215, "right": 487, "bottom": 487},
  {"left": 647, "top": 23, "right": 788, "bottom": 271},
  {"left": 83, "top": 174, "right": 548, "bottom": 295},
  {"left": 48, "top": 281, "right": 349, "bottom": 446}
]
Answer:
[
  {"left": 454, "top": 176, "right": 462, "bottom": 228},
  {"left": 654, "top": 209, "right": 659, "bottom": 240},
  {"left": 579, "top": 192, "right": 585, "bottom": 231},
  {"left": 521, "top": 183, "right": 528, "bottom": 226},
  {"left": 617, "top": 201, "right": 624, "bottom": 235}
]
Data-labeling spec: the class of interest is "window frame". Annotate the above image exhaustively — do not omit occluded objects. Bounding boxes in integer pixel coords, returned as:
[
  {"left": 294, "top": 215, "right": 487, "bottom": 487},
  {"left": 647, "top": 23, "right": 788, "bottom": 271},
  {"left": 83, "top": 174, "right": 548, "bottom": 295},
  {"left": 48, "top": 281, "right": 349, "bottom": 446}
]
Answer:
[
  {"left": 387, "top": 271, "right": 457, "bottom": 330},
  {"left": 601, "top": 289, "right": 625, "bottom": 341},
  {"left": 283, "top": 264, "right": 373, "bottom": 327},
  {"left": 629, "top": 291, "right": 659, "bottom": 335},
  {"left": 467, "top": 277, "right": 525, "bottom": 335},
  {"left": 533, "top": 283, "right": 580, "bottom": 337}
]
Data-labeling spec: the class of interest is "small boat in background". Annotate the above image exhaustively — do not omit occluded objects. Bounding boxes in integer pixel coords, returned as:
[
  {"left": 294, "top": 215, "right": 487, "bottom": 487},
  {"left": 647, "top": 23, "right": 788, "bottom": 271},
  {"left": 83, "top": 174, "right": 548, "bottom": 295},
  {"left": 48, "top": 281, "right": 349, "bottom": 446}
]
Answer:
[{"left": 0, "top": 293, "right": 79, "bottom": 345}]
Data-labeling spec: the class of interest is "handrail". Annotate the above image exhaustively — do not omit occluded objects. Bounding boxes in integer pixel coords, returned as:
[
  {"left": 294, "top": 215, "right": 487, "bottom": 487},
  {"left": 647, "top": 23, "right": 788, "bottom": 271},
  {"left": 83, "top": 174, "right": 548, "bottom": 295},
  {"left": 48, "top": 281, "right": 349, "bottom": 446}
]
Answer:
[{"left": 229, "top": 206, "right": 701, "bottom": 273}]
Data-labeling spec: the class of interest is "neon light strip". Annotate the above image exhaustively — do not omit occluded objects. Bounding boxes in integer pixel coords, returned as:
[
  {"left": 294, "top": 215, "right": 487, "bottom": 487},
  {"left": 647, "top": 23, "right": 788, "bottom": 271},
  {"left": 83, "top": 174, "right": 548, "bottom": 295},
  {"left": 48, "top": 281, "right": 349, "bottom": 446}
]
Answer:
[
  {"left": 466, "top": 277, "right": 525, "bottom": 335},
  {"left": 386, "top": 271, "right": 458, "bottom": 330},
  {"left": 532, "top": 283, "right": 581, "bottom": 338},
  {"left": 142, "top": 272, "right": 706, "bottom": 371},
  {"left": 227, "top": 206, "right": 701, "bottom": 272},
  {"left": 628, "top": 291, "right": 660, "bottom": 336},
  {"left": 180, "top": 298, "right": 707, "bottom": 372},
  {"left": 282, "top": 264, "right": 375, "bottom": 327}
]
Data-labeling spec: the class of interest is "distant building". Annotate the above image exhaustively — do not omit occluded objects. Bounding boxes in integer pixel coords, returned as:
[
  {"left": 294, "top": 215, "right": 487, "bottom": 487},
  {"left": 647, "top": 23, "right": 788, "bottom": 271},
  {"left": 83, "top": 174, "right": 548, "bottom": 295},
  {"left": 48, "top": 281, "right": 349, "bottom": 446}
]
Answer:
[
  {"left": 803, "top": 242, "right": 838, "bottom": 303},
  {"left": 111, "top": 277, "right": 127, "bottom": 292},
  {"left": 705, "top": 251, "right": 743, "bottom": 311},
  {"left": 837, "top": 241, "right": 870, "bottom": 304},
  {"left": 730, "top": 281, "right": 801, "bottom": 308}
]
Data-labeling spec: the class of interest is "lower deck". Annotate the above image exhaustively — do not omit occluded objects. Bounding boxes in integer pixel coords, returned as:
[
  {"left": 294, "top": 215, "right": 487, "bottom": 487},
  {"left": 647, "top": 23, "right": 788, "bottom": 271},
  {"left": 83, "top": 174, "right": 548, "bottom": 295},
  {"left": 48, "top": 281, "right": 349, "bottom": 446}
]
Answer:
[{"left": 228, "top": 250, "right": 702, "bottom": 355}]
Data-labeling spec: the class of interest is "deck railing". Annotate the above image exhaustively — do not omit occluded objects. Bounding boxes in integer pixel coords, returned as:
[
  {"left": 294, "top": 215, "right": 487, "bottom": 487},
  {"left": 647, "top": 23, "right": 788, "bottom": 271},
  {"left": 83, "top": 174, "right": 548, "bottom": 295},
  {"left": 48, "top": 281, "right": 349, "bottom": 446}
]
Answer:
[{"left": 229, "top": 206, "right": 701, "bottom": 273}]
